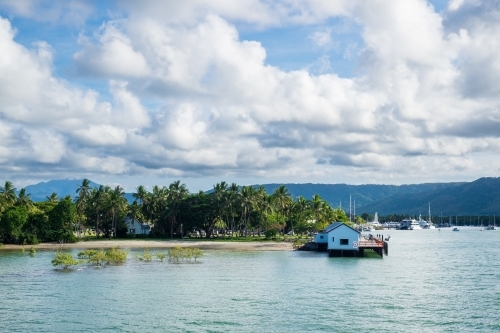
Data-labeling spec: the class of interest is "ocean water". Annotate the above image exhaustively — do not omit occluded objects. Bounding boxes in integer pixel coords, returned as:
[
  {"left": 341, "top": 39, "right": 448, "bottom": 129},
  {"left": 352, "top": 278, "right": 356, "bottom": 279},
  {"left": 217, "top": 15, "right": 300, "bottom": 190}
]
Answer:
[{"left": 1, "top": 227, "right": 499, "bottom": 333}]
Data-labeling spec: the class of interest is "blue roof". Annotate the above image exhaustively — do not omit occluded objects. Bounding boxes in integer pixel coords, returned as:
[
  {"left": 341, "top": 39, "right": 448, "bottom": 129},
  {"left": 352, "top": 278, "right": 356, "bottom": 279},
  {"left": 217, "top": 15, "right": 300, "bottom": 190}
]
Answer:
[{"left": 322, "top": 222, "right": 360, "bottom": 234}]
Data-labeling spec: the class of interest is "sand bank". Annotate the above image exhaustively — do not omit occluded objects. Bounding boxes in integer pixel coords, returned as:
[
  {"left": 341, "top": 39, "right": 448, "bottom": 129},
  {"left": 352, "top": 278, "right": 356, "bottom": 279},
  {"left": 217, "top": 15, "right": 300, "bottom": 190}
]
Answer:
[{"left": 1, "top": 240, "right": 293, "bottom": 251}]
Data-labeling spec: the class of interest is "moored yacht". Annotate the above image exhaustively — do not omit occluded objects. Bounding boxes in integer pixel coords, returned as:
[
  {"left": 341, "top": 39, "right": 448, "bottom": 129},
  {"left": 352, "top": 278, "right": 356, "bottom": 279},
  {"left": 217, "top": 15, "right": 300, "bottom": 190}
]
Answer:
[{"left": 399, "top": 219, "right": 421, "bottom": 230}]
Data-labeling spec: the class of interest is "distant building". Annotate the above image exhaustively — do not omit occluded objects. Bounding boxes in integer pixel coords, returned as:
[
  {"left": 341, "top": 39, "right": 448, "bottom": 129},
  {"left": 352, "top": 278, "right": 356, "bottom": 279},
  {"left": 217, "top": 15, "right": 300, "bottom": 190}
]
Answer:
[{"left": 124, "top": 217, "right": 151, "bottom": 235}]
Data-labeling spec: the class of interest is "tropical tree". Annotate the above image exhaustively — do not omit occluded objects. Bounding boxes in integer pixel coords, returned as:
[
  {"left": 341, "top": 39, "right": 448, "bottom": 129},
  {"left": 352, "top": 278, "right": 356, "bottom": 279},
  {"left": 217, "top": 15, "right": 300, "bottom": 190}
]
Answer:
[
  {"left": 16, "top": 188, "right": 33, "bottom": 209},
  {"left": 46, "top": 192, "right": 59, "bottom": 202},
  {"left": 226, "top": 183, "right": 240, "bottom": 236},
  {"left": 272, "top": 185, "right": 292, "bottom": 238},
  {"left": 240, "top": 186, "right": 256, "bottom": 236},
  {"left": 0, "top": 181, "right": 17, "bottom": 208},
  {"left": 75, "top": 179, "right": 91, "bottom": 236},
  {"left": 166, "top": 181, "right": 188, "bottom": 238},
  {"left": 108, "top": 186, "right": 127, "bottom": 238},
  {"left": 89, "top": 185, "right": 105, "bottom": 237},
  {"left": 127, "top": 200, "right": 142, "bottom": 232}
]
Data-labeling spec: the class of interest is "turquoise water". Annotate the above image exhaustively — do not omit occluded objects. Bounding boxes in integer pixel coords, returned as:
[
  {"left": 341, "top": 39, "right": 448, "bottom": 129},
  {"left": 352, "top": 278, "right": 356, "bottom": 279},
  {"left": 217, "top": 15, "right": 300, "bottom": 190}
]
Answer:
[{"left": 1, "top": 228, "right": 499, "bottom": 332}]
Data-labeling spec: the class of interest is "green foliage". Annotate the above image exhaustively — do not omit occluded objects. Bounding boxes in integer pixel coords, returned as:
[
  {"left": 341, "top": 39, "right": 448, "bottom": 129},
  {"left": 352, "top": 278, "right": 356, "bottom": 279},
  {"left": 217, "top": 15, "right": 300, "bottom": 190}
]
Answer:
[
  {"left": 136, "top": 248, "right": 153, "bottom": 261},
  {"left": 104, "top": 248, "right": 128, "bottom": 264},
  {"left": 0, "top": 206, "right": 28, "bottom": 243},
  {"left": 51, "top": 252, "right": 80, "bottom": 269},
  {"left": 77, "top": 248, "right": 128, "bottom": 265},
  {"left": 264, "top": 229, "right": 278, "bottom": 239},
  {"left": 167, "top": 246, "right": 203, "bottom": 263},
  {"left": 29, "top": 246, "right": 36, "bottom": 256},
  {"left": 155, "top": 253, "right": 166, "bottom": 262}
]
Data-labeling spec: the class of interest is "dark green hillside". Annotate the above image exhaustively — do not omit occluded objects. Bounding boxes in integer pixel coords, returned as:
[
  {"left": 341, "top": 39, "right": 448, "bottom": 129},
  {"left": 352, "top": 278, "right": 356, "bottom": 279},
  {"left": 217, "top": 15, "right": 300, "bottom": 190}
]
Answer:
[
  {"left": 24, "top": 179, "right": 101, "bottom": 202},
  {"left": 359, "top": 177, "right": 500, "bottom": 216},
  {"left": 256, "top": 183, "right": 462, "bottom": 210}
]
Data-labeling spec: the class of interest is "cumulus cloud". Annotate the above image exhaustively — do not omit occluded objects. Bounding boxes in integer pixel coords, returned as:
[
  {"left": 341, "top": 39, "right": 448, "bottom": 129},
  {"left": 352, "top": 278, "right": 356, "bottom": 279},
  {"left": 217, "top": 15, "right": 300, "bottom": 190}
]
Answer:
[
  {"left": 0, "top": 0, "right": 93, "bottom": 26},
  {"left": 2, "top": 0, "right": 500, "bottom": 188}
]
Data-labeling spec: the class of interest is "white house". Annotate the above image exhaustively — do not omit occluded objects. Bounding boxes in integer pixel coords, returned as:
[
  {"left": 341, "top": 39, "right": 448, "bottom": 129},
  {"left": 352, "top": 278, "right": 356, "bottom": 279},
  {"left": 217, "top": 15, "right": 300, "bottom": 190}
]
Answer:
[
  {"left": 315, "top": 222, "right": 360, "bottom": 257},
  {"left": 125, "top": 218, "right": 151, "bottom": 235}
]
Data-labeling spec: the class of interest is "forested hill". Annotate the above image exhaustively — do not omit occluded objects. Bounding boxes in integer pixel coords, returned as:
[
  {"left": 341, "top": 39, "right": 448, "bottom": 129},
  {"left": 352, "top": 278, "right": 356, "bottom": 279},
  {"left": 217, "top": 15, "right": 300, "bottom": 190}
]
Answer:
[
  {"left": 255, "top": 182, "right": 462, "bottom": 211},
  {"left": 358, "top": 177, "right": 500, "bottom": 216},
  {"left": 16, "top": 177, "right": 500, "bottom": 215},
  {"left": 24, "top": 179, "right": 101, "bottom": 202}
]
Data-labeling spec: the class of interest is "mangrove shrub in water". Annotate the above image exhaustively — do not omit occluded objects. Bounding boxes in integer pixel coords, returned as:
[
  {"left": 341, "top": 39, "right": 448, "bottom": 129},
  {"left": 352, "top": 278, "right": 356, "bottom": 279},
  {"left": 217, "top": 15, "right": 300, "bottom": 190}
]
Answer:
[
  {"left": 77, "top": 248, "right": 128, "bottom": 266},
  {"left": 51, "top": 252, "right": 81, "bottom": 269},
  {"left": 167, "top": 246, "right": 204, "bottom": 263}
]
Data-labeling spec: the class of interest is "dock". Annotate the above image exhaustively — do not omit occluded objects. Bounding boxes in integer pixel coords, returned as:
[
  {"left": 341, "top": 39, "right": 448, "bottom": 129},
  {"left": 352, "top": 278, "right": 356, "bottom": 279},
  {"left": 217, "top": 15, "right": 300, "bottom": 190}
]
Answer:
[
  {"left": 299, "top": 236, "right": 389, "bottom": 258},
  {"left": 356, "top": 236, "right": 388, "bottom": 257}
]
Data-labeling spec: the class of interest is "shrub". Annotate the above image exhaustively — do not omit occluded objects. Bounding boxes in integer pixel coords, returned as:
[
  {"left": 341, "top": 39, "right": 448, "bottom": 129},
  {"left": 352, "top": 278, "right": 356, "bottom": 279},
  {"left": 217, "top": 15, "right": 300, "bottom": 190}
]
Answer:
[
  {"left": 105, "top": 248, "right": 128, "bottom": 264},
  {"left": 51, "top": 252, "right": 80, "bottom": 269},
  {"left": 264, "top": 229, "right": 278, "bottom": 240},
  {"left": 167, "top": 246, "right": 203, "bottom": 263},
  {"left": 22, "top": 234, "right": 39, "bottom": 245},
  {"left": 155, "top": 253, "right": 167, "bottom": 262}
]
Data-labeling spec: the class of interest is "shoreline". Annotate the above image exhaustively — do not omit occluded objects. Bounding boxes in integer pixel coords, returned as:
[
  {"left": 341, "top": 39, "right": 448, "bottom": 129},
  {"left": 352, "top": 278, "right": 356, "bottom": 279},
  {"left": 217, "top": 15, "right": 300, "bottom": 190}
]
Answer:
[{"left": 0, "top": 240, "right": 294, "bottom": 251}]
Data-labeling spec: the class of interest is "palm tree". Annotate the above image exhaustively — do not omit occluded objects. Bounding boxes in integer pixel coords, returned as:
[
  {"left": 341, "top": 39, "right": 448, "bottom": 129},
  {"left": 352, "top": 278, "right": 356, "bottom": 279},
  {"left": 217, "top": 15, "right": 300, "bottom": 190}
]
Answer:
[
  {"left": 0, "top": 181, "right": 17, "bottom": 207},
  {"left": 226, "top": 183, "right": 240, "bottom": 236},
  {"left": 109, "top": 186, "right": 127, "bottom": 238},
  {"left": 294, "top": 196, "right": 309, "bottom": 234},
  {"left": 213, "top": 181, "right": 228, "bottom": 229},
  {"left": 75, "top": 179, "right": 92, "bottom": 237},
  {"left": 127, "top": 200, "right": 142, "bottom": 233},
  {"left": 16, "top": 188, "right": 33, "bottom": 208},
  {"left": 240, "top": 186, "right": 256, "bottom": 236},
  {"left": 167, "top": 181, "right": 188, "bottom": 238},
  {"left": 310, "top": 194, "right": 326, "bottom": 230},
  {"left": 150, "top": 185, "right": 168, "bottom": 234},
  {"left": 90, "top": 185, "right": 105, "bottom": 237},
  {"left": 46, "top": 192, "right": 59, "bottom": 202},
  {"left": 271, "top": 185, "right": 292, "bottom": 239},
  {"left": 133, "top": 185, "right": 148, "bottom": 206}
]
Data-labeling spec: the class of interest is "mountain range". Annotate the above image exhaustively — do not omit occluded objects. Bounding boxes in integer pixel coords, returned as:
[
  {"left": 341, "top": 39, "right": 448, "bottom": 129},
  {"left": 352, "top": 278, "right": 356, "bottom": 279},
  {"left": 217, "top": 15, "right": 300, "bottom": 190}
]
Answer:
[{"left": 15, "top": 177, "right": 500, "bottom": 216}]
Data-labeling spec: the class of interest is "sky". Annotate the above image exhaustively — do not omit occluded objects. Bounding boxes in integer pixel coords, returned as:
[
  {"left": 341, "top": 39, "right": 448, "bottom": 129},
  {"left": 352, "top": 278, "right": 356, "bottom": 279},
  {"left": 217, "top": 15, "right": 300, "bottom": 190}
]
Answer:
[{"left": 0, "top": 0, "right": 500, "bottom": 192}]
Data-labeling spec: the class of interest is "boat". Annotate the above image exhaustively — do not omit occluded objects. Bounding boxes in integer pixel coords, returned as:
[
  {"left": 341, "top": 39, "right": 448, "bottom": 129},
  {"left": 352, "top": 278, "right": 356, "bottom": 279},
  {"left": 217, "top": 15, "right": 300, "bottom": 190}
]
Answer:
[
  {"left": 486, "top": 215, "right": 497, "bottom": 230},
  {"left": 399, "top": 219, "right": 421, "bottom": 230},
  {"left": 452, "top": 226, "right": 460, "bottom": 231},
  {"left": 384, "top": 235, "right": 391, "bottom": 241},
  {"left": 422, "top": 203, "right": 436, "bottom": 229}
]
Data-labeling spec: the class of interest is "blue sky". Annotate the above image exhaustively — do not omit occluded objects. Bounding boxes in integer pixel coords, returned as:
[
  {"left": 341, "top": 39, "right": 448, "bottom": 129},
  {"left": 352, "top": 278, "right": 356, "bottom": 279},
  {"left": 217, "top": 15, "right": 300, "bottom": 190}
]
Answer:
[{"left": 0, "top": 0, "right": 499, "bottom": 192}]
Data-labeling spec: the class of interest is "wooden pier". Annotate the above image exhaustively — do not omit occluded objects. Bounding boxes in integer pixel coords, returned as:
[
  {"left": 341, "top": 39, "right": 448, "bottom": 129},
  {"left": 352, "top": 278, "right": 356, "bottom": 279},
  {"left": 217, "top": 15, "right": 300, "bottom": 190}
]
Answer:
[
  {"left": 357, "top": 237, "right": 388, "bottom": 257},
  {"left": 327, "top": 236, "right": 388, "bottom": 258}
]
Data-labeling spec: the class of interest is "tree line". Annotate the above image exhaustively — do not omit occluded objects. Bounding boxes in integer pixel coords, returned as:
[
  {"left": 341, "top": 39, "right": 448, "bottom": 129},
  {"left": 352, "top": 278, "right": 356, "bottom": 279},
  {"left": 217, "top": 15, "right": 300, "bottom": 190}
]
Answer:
[{"left": 0, "top": 179, "right": 349, "bottom": 244}]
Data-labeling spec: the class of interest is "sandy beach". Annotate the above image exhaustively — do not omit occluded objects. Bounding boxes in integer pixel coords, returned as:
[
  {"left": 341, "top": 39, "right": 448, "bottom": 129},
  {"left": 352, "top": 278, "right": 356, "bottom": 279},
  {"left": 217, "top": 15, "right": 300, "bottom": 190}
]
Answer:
[{"left": 0, "top": 240, "right": 294, "bottom": 251}]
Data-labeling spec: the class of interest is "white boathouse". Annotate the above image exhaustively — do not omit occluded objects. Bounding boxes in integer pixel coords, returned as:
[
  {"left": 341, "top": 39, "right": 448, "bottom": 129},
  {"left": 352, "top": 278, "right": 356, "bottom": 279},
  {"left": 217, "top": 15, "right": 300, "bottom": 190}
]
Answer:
[{"left": 314, "top": 222, "right": 361, "bottom": 257}]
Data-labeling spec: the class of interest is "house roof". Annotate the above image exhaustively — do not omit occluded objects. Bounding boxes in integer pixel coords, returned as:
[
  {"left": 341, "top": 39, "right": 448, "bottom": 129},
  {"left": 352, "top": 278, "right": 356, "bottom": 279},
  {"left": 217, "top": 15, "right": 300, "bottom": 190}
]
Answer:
[{"left": 321, "top": 222, "right": 360, "bottom": 234}]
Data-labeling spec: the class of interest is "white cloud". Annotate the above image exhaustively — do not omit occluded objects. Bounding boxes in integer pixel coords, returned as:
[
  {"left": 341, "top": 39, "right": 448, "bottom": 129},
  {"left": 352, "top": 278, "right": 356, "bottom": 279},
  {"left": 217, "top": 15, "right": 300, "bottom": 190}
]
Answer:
[
  {"left": 0, "top": 0, "right": 93, "bottom": 26},
  {"left": 74, "top": 22, "right": 150, "bottom": 77},
  {"left": 309, "top": 28, "right": 333, "bottom": 48},
  {"left": 2, "top": 0, "right": 500, "bottom": 188}
]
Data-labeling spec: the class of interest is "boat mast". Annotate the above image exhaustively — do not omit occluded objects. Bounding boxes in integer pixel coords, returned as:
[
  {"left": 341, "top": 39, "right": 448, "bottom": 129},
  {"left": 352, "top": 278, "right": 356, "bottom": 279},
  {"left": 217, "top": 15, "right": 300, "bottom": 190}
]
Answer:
[
  {"left": 428, "top": 202, "right": 431, "bottom": 224},
  {"left": 349, "top": 194, "right": 351, "bottom": 223}
]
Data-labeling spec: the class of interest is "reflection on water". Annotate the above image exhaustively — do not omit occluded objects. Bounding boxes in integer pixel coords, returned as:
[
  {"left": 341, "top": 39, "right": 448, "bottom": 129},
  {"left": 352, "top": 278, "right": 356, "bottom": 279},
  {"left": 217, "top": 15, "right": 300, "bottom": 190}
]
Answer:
[{"left": 1, "top": 228, "right": 499, "bottom": 332}]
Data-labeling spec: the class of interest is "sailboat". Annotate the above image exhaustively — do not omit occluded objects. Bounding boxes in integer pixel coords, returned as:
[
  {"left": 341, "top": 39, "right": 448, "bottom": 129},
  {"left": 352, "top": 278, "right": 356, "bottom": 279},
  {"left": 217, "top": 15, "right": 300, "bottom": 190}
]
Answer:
[
  {"left": 422, "top": 203, "right": 435, "bottom": 229},
  {"left": 452, "top": 215, "right": 460, "bottom": 231},
  {"left": 486, "top": 215, "right": 497, "bottom": 230}
]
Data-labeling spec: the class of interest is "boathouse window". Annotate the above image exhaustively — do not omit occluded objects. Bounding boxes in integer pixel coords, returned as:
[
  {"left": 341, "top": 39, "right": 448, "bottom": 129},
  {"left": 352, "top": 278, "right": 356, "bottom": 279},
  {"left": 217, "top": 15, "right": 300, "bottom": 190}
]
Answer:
[
  {"left": 332, "top": 237, "right": 334, "bottom": 242},
  {"left": 320, "top": 235, "right": 324, "bottom": 239},
  {"left": 340, "top": 239, "right": 348, "bottom": 245}
]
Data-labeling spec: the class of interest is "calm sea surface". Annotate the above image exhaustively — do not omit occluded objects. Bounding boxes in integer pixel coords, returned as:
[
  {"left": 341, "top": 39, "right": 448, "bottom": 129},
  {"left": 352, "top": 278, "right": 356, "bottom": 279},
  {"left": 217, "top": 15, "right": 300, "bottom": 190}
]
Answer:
[{"left": 1, "top": 228, "right": 499, "bottom": 333}]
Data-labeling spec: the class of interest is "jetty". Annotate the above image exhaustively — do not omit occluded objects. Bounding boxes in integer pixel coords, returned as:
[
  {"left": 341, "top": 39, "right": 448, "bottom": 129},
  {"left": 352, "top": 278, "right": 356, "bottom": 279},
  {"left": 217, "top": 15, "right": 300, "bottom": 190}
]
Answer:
[{"left": 299, "top": 221, "right": 388, "bottom": 258}]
